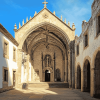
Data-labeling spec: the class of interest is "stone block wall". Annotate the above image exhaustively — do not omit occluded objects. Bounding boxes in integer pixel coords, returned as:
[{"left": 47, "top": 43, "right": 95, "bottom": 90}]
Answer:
[{"left": 75, "top": 0, "right": 100, "bottom": 97}]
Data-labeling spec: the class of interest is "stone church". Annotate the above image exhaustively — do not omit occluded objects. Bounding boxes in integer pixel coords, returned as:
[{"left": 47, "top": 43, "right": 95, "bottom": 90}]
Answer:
[{"left": 0, "top": 0, "right": 100, "bottom": 98}]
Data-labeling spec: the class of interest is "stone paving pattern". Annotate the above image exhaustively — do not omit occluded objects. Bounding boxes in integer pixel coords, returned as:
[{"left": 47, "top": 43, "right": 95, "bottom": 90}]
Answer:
[{"left": 0, "top": 88, "right": 100, "bottom": 100}]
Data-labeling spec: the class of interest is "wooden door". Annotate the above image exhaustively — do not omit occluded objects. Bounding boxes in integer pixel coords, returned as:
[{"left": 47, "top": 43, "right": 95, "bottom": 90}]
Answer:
[{"left": 13, "top": 71, "right": 16, "bottom": 87}]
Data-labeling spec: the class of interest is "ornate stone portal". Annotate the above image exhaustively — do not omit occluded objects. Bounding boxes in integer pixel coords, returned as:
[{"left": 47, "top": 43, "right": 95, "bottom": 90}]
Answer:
[
  {"left": 42, "top": 54, "right": 54, "bottom": 82},
  {"left": 18, "top": 23, "right": 74, "bottom": 84},
  {"left": 15, "top": 1, "right": 75, "bottom": 88}
]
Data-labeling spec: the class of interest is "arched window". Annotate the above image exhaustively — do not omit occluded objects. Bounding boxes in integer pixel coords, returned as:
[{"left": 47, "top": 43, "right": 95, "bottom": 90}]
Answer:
[{"left": 44, "top": 55, "right": 51, "bottom": 67}]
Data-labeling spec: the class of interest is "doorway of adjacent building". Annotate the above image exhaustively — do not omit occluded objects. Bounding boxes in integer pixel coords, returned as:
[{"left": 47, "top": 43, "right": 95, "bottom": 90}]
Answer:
[
  {"left": 45, "top": 70, "right": 50, "bottom": 82},
  {"left": 77, "top": 65, "right": 81, "bottom": 89},
  {"left": 95, "top": 51, "right": 100, "bottom": 97},
  {"left": 84, "top": 60, "right": 90, "bottom": 92},
  {"left": 13, "top": 71, "right": 16, "bottom": 87}
]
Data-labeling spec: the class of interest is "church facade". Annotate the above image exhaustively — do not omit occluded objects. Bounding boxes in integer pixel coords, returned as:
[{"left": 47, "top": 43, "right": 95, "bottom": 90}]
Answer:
[{"left": 0, "top": 0, "right": 100, "bottom": 98}]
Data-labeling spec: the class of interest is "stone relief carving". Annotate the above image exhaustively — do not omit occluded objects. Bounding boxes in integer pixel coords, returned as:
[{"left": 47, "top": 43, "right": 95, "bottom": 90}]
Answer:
[{"left": 43, "top": 13, "right": 48, "bottom": 18}]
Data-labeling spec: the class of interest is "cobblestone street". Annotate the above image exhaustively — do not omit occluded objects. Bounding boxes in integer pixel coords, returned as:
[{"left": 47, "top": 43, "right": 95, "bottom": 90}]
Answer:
[{"left": 0, "top": 88, "right": 100, "bottom": 100}]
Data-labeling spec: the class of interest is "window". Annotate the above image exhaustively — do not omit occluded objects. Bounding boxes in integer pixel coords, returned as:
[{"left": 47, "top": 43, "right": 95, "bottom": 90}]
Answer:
[
  {"left": 3, "top": 39, "right": 9, "bottom": 59},
  {"left": 4, "top": 43, "right": 7, "bottom": 55},
  {"left": 44, "top": 55, "right": 51, "bottom": 67},
  {"left": 4, "top": 69, "right": 8, "bottom": 82},
  {"left": 77, "top": 44, "right": 79, "bottom": 56},
  {"left": 13, "top": 47, "right": 16, "bottom": 62},
  {"left": 85, "top": 34, "right": 88, "bottom": 47}
]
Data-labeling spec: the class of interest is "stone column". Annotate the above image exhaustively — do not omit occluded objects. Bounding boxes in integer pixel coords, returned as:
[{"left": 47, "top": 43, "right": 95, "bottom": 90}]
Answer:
[
  {"left": 81, "top": 70, "right": 85, "bottom": 92},
  {"left": 41, "top": 52, "right": 43, "bottom": 82},
  {"left": 62, "top": 56, "right": 65, "bottom": 82},
  {"left": 31, "top": 60, "right": 34, "bottom": 82},
  {"left": 26, "top": 54, "right": 29, "bottom": 83},
  {"left": 53, "top": 58, "right": 55, "bottom": 82},
  {"left": 91, "top": 68, "right": 95, "bottom": 97},
  {"left": 68, "top": 49, "right": 72, "bottom": 88},
  {"left": 64, "top": 55, "right": 67, "bottom": 82},
  {"left": 16, "top": 49, "right": 23, "bottom": 88},
  {"left": 66, "top": 58, "right": 68, "bottom": 82},
  {"left": 54, "top": 52, "right": 56, "bottom": 82},
  {"left": 75, "top": 71, "right": 77, "bottom": 89},
  {"left": 72, "top": 52, "right": 75, "bottom": 88}
]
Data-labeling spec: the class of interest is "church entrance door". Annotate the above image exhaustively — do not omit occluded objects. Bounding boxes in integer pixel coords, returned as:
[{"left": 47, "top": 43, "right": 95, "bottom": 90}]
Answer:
[{"left": 45, "top": 70, "right": 50, "bottom": 82}]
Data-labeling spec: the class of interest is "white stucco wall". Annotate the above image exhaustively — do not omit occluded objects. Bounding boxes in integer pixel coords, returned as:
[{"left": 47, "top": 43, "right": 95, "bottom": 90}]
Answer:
[{"left": 0, "top": 32, "right": 18, "bottom": 88}]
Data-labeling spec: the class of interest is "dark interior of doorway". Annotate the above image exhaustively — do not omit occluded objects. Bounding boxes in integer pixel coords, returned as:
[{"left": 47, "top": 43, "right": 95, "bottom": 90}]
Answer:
[
  {"left": 87, "top": 62, "right": 90, "bottom": 92},
  {"left": 45, "top": 70, "right": 50, "bottom": 82}
]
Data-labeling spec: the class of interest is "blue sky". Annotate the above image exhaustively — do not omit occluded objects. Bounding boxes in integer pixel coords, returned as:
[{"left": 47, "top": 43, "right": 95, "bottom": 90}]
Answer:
[{"left": 0, "top": 0, "right": 93, "bottom": 38}]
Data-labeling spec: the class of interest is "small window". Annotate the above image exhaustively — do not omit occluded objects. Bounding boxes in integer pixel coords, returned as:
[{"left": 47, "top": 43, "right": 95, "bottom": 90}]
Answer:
[
  {"left": 98, "top": 16, "right": 100, "bottom": 34},
  {"left": 85, "top": 34, "right": 88, "bottom": 47},
  {"left": 3, "top": 39, "right": 9, "bottom": 59},
  {"left": 77, "top": 44, "right": 79, "bottom": 56},
  {"left": 4, "top": 43, "right": 7, "bottom": 55},
  {"left": 13, "top": 47, "right": 16, "bottom": 62},
  {"left": 4, "top": 69, "right": 8, "bottom": 82}
]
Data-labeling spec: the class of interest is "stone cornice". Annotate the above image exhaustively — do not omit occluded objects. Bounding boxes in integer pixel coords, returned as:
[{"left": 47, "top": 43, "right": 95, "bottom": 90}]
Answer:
[
  {"left": 15, "top": 8, "right": 75, "bottom": 32},
  {"left": 0, "top": 24, "right": 19, "bottom": 46}
]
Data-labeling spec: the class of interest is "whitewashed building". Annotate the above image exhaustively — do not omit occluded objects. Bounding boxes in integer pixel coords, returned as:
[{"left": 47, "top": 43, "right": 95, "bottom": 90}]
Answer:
[{"left": 0, "top": 24, "right": 18, "bottom": 92}]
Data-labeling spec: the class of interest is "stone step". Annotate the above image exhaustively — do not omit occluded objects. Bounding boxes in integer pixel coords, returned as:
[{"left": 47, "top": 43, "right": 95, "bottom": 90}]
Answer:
[{"left": 28, "top": 82, "right": 69, "bottom": 89}]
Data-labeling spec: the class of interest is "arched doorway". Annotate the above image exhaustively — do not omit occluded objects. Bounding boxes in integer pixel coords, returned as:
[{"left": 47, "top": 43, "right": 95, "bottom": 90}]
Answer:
[
  {"left": 45, "top": 70, "right": 50, "bottom": 82},
  {"left": 83, "top": 60, "right": 90, "bottom": 92},
  {"left": 17, "top": 22, "right": 70, "bottom": 85},
  {"left": 95, "top": 51, "right": 100, "bottom": 97},
  {"left": 77, "top": 65, "right": 81, "bottom": 89},
  {"left": 56, "top": 69, "right": 61, "bottom": 82}
]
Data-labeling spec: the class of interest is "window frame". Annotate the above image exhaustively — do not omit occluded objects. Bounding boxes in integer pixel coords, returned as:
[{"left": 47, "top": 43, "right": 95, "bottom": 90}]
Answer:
[
  {"left": 96, "top": 11, "right": 100, "bottom": 38},
  {"left": 13, "top": 46, "right": 16, "bottom": 62},
  {"left": 77, "top": 44, "right": 79, "bottom": 56},
  {"left": 3, "top": 38, "right": 9, "bottom": 59},
  {"left": 85, "top": 34, "right": 88, "bottom": 47},
  {"left": 84, "top": 31, "right": 89, "bottom": 50}
]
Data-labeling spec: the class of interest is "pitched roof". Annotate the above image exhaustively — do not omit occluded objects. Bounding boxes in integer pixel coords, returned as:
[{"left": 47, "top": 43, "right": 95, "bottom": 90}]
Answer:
[
  {"left": 0, "top": 24, "right": 19, "bottom": 46},
  {"left": 16, "top": 8, "right": 74, "bottom": 32}
]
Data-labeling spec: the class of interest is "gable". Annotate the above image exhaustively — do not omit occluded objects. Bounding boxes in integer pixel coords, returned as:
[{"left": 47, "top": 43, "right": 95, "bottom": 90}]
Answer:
[{"left": 15, "top": 8, "right": 75, "bottom": 43}]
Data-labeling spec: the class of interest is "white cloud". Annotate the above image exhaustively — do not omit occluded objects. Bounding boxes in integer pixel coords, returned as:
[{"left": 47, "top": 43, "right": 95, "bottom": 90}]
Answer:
[{"left": 51, "top": 0, "right": 93, "bottom": 36}]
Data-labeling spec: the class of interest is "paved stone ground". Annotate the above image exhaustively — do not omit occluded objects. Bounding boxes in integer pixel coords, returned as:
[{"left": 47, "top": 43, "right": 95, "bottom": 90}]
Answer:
[{"left": 0, "top": 88, "right": 100, "bottom": 100}]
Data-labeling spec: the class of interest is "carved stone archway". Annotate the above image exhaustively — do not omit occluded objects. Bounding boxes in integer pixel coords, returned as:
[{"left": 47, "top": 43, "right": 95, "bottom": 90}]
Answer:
[{"left": 16, "top": 22, "right": 73, "bottom": 88}]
